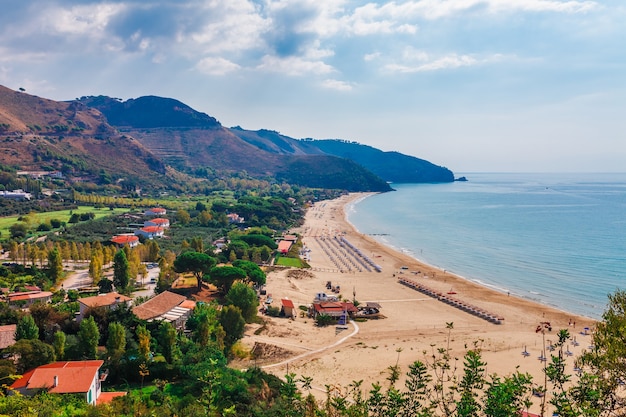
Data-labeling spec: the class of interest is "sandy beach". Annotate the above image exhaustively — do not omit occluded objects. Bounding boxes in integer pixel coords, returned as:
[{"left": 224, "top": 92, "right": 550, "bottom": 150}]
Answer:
[{"left": 239, "top": 193, "right": 596, "bottom": 412}]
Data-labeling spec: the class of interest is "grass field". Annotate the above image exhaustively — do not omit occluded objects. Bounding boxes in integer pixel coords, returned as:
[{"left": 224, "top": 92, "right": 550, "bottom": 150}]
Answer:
[
  {"left": 274, "top": 256, "right": 305, "bottom": 268},
  {"left": 0, "top": 206, "right": 128, "bottom": 239}
]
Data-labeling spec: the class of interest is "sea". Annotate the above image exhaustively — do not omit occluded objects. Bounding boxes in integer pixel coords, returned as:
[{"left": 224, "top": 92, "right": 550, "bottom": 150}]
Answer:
[{"left": 346, "top": 173, "right": 626, "bottom": 319}]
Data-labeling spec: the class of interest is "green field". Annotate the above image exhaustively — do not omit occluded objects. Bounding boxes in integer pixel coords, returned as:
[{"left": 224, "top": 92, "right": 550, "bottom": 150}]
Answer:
[
  {"left": 274, "top": 256, "right": 305, "bottom": 268},
  {"left": 0, "top": 206, "right": 128, "bottom": 239}
]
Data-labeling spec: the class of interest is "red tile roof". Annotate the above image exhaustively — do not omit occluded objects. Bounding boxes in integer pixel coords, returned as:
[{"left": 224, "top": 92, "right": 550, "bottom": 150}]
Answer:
[
  {"left": 133, "top": 291, "right": 187, "bottom": 320},
  {"left": 139, "top": 226, "right": 164, "bottom": 233},
  {"left": 278, "top": 240, "right": 292, "bottom": 253},
  {"left": 313, "top": 302, "right": 358, "bottom": 315},
  {"left": 111, "top": 234, "right": 139, "bottom": 245},
  {"left": 96, "top": 391, "right": 127, "bottom": 404},
  {"left": 8, "top": 291, "right": 52, "bottom": 302},
  {"left": 281, "top": 299, "right": 295, "bottom": 309},
  {"left": 147, "top": 207, "right": 166, "bottom": 214},
  {"left": 79, "top": 292, "right": 132, "bottom": 309},
  {"left": 11, "top": 360, "right": 104, "bottom": 393},
  {"left": 148, "top": 218, "right": 169, "bottom": 224}
]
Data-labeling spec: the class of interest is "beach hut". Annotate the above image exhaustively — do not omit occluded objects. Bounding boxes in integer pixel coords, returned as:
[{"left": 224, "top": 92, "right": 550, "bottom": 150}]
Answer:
[{"left": 281, "top": 299, "right": 295, "bottom": 318}]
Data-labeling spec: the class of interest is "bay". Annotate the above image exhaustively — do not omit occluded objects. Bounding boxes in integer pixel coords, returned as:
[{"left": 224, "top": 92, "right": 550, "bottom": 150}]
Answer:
[{"left": 346, "top": 173, "right": 626, "bottom": 319}]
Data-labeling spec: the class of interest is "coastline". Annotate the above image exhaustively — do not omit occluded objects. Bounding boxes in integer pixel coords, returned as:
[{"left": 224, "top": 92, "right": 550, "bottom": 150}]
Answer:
[{"left": 240, "top": 193, "right": 596, "bottom": 412}]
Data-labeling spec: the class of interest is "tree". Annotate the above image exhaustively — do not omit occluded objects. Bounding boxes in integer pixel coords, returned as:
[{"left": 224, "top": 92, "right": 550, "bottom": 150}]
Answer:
[
  {"left": 47, "top": 248, "right": 63, "bottom": 283},
  {"left": 219, "top": 305, "right": 245, "bottom": 350},
  {"left": 233, "top": 259, "right": 266, "bottom": 286},
  {"left": 106, "top": 322, "right": 126, "bottom": 359},
  {"left": 113, "top": 250, "right": 131, "bottom": 293},
  {"left": 579, "top": 290, "right": 626, "bottom": 415},
  {"left": 9, "top": 223, "right": 27, "bottom": 239},
  {"left": 225, "top": 282, "right": 259, "bottom": 323},
  {"left": 15, "top": 314, "right": 39, "bottom": 340},
  {"left": 209, "top": 266, "right": 246, "bottom": 294},
  {"left": 186, "top": 302, "right": 224, "bottom": 349},
  {"left": 9, "top": 339, "right": 56, "bottom": 373},
  {"left": 175, "top": 209, "right": 191, "bottom": 225},
  {"left": 158, "top": 321, "right": 178, "bottom": 364},
  {"left": 136, "top": 324, "right": 151, "bottom": 362},
  {"left": 173, "top": 251, "right": 216, "bottom": 291},
  {"left": 88, "top": 252, "right": 103, "bottom": 284},
  {"left": 53, "top": 330, "right": 66, "bottom": 360},
  {"left": 98, "top": 278, "right": 113, "bottom": 293},
  {"left": 78, "top": 316, "right": 100, "bottom": 359}
]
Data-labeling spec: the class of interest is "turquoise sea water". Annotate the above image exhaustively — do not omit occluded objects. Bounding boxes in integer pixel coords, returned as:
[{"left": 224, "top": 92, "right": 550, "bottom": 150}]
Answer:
[{"left": 346, "top": 173, "right": 626, "bottom": 319}]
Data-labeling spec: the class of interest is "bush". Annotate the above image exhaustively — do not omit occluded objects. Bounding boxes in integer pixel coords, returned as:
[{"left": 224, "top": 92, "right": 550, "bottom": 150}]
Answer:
[
  {"left": 266, "top": 306, "right": 280, "bottom": 317},
  {"left": 315, "top": 313, "right": 334, "bottom": 327}
]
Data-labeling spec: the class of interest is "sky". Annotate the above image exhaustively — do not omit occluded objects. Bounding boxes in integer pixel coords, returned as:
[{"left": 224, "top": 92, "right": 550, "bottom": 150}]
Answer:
[{"left": 1, "top": 0, "right": 625, "bottom": 173}]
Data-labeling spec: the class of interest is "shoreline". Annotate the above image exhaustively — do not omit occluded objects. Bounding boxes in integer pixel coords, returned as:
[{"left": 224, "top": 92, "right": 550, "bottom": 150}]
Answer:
[
  {"left": 241, "top": 192, "right": 597, "bottom": 413},
  {"left": 343, "top": 192, "right": 592, "bottom": 320}
]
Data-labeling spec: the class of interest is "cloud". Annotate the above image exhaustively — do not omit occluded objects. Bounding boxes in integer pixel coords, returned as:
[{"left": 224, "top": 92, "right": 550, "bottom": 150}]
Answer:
[
  {"left": 320, "top": 79, "right": 354, "bottom": 91},
  {"left": 195, "top": 57, "right": 241, "bottom": 76},
  {"left": 384, "top": 53, "right": 478, "bottom": 73},
  {"left": 256, "top": 55, "right": 335, "bottom": 76}
]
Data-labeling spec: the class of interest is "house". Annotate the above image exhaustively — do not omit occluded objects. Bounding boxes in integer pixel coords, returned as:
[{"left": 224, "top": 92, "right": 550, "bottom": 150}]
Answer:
[
  {"left": 0, "top": 324, "right": 16, "bottom": 349},
  {"left": 144, "top": 218, "right": 170, "bottom": 229},
  {"left": 9, "top": 360, "right": 125, "bottom": 405},
  {"left": 227, "top": 213, "right": 244, "bottom": 224},
  {"left": 111, "top": 234, "right": 139, "bottom": 248},
  {"left": 134, "top": 226, "right": 164, "bottom": 239},
  {"left": 0, "top": 190, "right": 31, "bottom": 200},
  {"left": 133, "top": 291, "right": 195, "bottom": 330},
  {"left": 144, "top": 207, "right": 167, "bottom": 216},
  {"left": 283, "top": 234, "right": 298, "bottom": 242},
  {"left": 8, "top": 291, "right": 53, "bottom": 308},
  {"left": 310, "top": 301, "right": 358, "bottom": 319},
  {"left": 281, "top": 299, "right": 295, "bottom": 318},
  {"left": 77, "top": 292, "right": 132, "bottom": 321},
  {"left": 277, "top": 240, "right": 292, "bottom": 254}
]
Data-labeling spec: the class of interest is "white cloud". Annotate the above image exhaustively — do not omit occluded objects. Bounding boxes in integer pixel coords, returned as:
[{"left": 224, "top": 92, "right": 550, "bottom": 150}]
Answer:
[
  {"left": 385, "top": 53, "right": 478, "bottom": 73},
  {"left": 195, "top": 57, "right": 241, "bottom": 76},
  {"left": 364, "top": 52, "right": 381, "bottom": 61},
  {"left": 257, "top": 55, "right": 335, "bottom": 76},
  {"left": 51, "top": 3, "right": 123, "bottom": 35},
  {"left": 321, "top": 79, "right": 354, "bottom": 91}
]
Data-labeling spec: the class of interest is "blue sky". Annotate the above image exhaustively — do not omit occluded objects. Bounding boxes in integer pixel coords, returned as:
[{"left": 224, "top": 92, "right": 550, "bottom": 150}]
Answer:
[{"left": 1, "top": 0, "right": 624, "bottom": 173}]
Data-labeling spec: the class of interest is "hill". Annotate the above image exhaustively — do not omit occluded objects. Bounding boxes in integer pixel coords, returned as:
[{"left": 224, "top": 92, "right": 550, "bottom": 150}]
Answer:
[
  {"left": 80, "top": 94, "right": 453, "bottom": 185},
  {"left": 229, "top": 128, "right": 454, "bottom": 183},
  {"left": 0, "top": 85, "right": 166, "bottom": 190},
  {"left": 78, "top": 96, "right": 393, "bottom": 192}
]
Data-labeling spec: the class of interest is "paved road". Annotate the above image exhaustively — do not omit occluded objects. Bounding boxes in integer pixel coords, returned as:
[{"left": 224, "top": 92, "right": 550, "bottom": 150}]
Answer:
[{"left": 62, "top": 263, "right": 159, "bottom": 299}]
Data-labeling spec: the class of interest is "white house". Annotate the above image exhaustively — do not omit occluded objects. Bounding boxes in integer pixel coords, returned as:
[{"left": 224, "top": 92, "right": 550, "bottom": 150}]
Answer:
[
  {"left": 134, "top": 226, "right": 164, "bottom": 239},
  {"left": 9, "top": 360, "right": 125, "bottom": 405}
]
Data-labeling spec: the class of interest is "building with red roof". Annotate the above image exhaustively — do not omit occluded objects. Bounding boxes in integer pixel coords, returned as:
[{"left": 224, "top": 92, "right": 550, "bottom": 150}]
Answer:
[
  {"left": 311, "top": 301, "right": 358, "bottom": 319},
  {"left": 278, "top": 240, "right": 292, "bottom": 254},
  {"left": 77, "top": 292, "right": 132, "bottom": 321},
  {"left": 111, "top": 234, "right": 139, "bottom": 248},
  {"left": 133, "top": 291, "right": 195, "bottom": 330},
  {"left": 144, "top": 207, "right": 167, "bottom": 216},
  {"left": 9, "top": 360, "right": 126, "bottom": 405},
  {"left": 8, "top": 291, "right": 52, "bottom": 307},
  {"left": 135, "top": 225, "right": 164, "bottom": 239},
  {"left": 281, "top": 299, "right": 296, "bottom": 318},
  {"left": 144, "top": 217, "right": 170, "bottom": 228}
]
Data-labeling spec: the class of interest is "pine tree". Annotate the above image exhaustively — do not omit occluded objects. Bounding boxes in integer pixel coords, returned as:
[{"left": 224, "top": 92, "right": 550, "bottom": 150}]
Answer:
[{"left": 15, "top": 314, "right": 39, "bottom": 340}]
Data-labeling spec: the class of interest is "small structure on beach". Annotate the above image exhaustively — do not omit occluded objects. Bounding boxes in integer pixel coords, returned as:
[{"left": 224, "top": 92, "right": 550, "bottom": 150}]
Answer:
[
  {"left": 281, "top": 298, "right": 295, "bottom": 318},
  {"left": 310, "top": 301, "right": 358, "bottom": 319}
]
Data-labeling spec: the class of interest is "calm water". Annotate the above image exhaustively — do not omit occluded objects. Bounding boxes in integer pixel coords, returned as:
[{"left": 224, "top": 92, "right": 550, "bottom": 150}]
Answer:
[{"left": 346, "top": 173, "right": 626, "bottom": 319}]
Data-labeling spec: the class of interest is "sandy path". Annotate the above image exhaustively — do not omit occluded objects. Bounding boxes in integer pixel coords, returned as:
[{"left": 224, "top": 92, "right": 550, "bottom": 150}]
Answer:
[{"left": 239, "top": 193, "right": 597, "bottom": 413}]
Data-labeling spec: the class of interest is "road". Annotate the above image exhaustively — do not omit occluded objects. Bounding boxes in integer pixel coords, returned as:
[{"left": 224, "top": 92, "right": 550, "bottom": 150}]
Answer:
[{"left": 62, "top": 263, "right": 159, "bottom": 299}]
